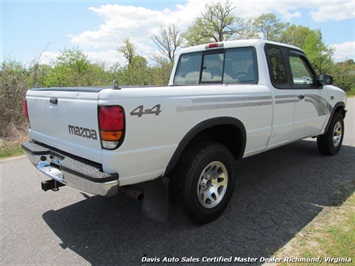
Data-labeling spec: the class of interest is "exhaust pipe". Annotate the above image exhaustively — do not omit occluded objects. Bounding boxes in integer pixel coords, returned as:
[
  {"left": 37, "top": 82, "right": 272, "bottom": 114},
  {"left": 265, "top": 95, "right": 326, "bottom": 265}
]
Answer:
[{"left": 120, "top": 186, "right": 144, "bottom": 201}]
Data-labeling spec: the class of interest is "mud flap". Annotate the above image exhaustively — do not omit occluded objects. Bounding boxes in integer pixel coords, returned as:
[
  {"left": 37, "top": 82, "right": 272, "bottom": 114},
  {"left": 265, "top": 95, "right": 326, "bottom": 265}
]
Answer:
[{"left": 141, "top": 178, "right": 169, "bottom": 222}]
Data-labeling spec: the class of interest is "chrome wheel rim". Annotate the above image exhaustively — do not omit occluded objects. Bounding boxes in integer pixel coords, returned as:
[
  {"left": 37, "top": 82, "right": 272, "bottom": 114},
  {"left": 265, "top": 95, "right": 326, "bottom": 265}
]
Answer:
[
  {"left": 333, "top": 121, "right": 343, "bottom": 147},
  {"left": 197, "top": 161, "right": 228, "bottom": 209}
]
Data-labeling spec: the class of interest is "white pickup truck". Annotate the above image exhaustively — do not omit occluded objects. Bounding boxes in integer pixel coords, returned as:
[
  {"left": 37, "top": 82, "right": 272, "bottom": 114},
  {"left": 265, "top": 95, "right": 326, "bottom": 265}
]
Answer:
[{"left": 22, "top": 39, "right": 346, "bottom": 223}]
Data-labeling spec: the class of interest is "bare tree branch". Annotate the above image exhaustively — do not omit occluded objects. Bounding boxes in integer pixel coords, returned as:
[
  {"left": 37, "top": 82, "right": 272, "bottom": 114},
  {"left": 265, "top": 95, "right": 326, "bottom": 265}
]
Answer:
[{"left": 152, "top": 24, "right": 184, "bottom": 63}]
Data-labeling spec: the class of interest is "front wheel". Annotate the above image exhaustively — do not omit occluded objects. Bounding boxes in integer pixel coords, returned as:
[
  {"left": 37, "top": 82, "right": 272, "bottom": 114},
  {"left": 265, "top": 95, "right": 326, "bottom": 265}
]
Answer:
[
  {"left": 317, "top": 112, "right": 344, "bottom": 155},
  {"left": 169, "top": 142, "right": 236, "bottom": 224}
]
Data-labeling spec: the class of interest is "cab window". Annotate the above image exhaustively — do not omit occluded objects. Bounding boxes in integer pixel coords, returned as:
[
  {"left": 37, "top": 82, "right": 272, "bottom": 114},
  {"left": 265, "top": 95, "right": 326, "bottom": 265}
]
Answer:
[
  {"left": 173, "top": 47, "right": 257, "bottom": 85},
  {"left": 201, "top": 52, "right": 224, "bottom": 83},
  {"left": 224, "top": 48, "right": 258, "bottom": 84},
  {"left": 289, "top": 54, "right": 315, "bottom": 87},
  {"left": 265, "top": 46, "right": 288, "bottom": 87},
  {"left": 266, "top": 45, "right": 317, "bottom": 89},
  {"left": 173, "top": 52, "right": 202, "bottom": 85}
]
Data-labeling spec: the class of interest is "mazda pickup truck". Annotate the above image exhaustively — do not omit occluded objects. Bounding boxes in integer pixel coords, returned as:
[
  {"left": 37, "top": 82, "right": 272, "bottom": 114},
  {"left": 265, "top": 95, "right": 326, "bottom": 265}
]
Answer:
[{"left": 22, "top": 39, "right": 346, "bottom": 223}]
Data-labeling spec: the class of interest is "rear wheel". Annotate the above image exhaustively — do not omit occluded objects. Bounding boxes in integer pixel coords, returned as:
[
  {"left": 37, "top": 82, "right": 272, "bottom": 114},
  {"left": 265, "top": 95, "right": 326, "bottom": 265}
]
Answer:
[
  {"left": 317, "top": 112, "right": 344, "bottom": 155},
  {"left": 169, "top": 142, "right": 235, "bottom": 224}
]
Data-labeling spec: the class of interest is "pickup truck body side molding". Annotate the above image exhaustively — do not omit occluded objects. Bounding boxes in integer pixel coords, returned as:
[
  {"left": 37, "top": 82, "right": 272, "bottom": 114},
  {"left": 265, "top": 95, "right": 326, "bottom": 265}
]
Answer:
[{"left": 165, "top": 117, "right": 246, "bottom": 176}]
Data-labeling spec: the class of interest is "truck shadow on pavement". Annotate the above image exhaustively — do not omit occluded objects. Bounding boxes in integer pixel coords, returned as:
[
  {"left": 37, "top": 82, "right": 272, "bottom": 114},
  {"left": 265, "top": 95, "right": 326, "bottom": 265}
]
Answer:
[{"left": 42, "top": 139, "right": 355, "bottom": 265}]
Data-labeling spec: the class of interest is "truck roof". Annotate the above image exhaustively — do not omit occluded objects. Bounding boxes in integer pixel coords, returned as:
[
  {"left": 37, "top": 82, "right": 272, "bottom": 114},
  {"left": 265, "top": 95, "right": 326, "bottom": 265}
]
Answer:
[{"left": 179, "top": 39, "right": 302, "bottom": 54}]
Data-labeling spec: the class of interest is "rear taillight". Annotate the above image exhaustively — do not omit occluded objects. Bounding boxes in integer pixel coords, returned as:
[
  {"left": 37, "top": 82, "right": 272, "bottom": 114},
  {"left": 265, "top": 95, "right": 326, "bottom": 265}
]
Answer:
[
  {"left": 98, "top": 106, "right": 125, "bottom": 149},
  {"left": 24, "top": 99, "right": 30, "bottom": 126}
]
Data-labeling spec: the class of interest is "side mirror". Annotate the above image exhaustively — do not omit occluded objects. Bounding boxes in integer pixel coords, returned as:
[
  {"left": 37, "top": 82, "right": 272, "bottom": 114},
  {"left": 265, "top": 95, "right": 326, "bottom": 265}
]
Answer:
[{"left": 318, "top": 74, "right": 333, "bottom": 85}]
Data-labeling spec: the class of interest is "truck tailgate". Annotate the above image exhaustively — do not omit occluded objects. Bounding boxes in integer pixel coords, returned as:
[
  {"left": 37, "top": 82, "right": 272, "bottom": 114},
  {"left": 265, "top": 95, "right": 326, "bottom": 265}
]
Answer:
[{"left": 26, "top": 87, "right": 102, "bottom": 163}]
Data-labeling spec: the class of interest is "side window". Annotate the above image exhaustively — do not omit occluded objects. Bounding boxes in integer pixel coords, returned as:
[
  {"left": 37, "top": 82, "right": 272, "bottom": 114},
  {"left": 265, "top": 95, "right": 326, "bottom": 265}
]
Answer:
[
  {"left": 289, "top": 54, "right": 315, "bottom": 86},
  {"left": 265, "top": 46, "right": 288, "bottom": 87},
  {"left": 174, "top": 52, "right": 202, "bottom": 85},
  {"left": 224, "top": 48, "right": 257, "bottom": 84}
]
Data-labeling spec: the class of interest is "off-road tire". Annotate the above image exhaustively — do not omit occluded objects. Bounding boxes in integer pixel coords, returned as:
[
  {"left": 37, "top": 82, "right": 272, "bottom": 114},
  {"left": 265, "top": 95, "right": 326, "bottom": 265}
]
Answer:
[
  {"left": 317, "top": 112, "right": 344, "bottom": 155},
  {"left": 169, "top": 141, "right": 236, "bottom": 224}
]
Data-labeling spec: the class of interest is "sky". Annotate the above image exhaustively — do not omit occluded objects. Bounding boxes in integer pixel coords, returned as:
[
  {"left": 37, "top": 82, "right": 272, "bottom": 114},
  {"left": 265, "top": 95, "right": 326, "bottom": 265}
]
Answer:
[{"left": 1, "top": 0, "right": 354, "bottom": 68}]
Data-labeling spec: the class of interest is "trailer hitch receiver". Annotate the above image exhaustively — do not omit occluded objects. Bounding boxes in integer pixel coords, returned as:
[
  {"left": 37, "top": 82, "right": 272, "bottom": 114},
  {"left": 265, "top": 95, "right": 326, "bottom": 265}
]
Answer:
[{"left": 41, "top": 179, "right": 65, "bottom": 192}]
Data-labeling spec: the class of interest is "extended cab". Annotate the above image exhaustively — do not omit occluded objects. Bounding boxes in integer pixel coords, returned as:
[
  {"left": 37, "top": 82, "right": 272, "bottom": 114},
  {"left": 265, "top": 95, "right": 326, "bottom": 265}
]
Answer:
[{"left": 22, "top": 40, "right": 346, "bottom": 223}]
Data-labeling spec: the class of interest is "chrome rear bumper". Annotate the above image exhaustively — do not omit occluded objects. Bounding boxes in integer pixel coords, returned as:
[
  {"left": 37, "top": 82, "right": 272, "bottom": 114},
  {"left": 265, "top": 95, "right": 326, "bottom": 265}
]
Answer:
[{"left": 22, "top": 141, "right": 119, "bottom": 196}]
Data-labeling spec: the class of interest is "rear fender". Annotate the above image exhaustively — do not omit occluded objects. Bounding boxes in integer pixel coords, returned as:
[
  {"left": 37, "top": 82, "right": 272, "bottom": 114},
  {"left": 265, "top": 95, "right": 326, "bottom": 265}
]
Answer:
[{"left": 165, "top": 117, "right": 246, "bottom": 175}]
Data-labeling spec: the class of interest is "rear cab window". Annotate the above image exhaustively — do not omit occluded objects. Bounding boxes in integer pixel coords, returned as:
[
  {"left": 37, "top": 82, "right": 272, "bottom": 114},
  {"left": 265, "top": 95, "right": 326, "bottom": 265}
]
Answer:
[{"left": 173, "top": 47, "right": 258, "bottom": 85}]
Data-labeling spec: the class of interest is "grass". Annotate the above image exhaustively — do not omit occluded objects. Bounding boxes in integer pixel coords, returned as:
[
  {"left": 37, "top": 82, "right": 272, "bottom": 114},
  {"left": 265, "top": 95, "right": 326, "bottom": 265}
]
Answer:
[
  {"left": 0, "top": 140, "right": 24, "bottom": 159},
  {"left": 273, "top": 192, "right": 355, "bottom": 265},
  {"left": 346, "top": 90, "right": 355, "bottom": 97}
]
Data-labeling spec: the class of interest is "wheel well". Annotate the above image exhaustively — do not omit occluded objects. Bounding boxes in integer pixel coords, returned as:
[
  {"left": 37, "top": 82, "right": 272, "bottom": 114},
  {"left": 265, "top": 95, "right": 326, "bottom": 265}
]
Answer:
[
  {"left": 188, "top": 124, "right": 244, "bottom": 160},
  {"left": 165, "top": 117, "right": 246, "bottom": 176},
  {"left": 323, "top": 103, "right": 346, "bottom": 133},
  {"left": 337, "top": 106, "right": 346, "bottom": 118},
  {"left": 333, "top": 102, "right": 346, "bottom": 118}
]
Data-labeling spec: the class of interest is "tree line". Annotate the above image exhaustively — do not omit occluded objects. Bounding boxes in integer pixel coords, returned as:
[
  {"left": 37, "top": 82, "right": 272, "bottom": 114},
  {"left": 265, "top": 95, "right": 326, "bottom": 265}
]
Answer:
[{"left": 0, "top": 0, "right": 354, "bottom": 140}]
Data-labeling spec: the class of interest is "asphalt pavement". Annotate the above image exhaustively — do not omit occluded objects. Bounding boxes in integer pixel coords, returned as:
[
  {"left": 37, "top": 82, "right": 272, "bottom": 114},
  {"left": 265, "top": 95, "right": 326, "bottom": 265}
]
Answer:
[{"left": 1, "top": 98, "right": 354, "bottom": 265}]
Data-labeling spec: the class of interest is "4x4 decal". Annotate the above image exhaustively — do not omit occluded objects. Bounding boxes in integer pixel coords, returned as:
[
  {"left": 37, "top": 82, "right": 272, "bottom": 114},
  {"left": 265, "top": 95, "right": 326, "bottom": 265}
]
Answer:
[{"left": 130, "top": 104, "right": 162, "bottom": 117}]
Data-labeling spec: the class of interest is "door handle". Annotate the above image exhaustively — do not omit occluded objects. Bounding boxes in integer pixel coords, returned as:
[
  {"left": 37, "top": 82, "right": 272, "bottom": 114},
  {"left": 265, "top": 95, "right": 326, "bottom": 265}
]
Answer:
[{"left": 297, "top": 95, "right": 305, "bottom": 100}]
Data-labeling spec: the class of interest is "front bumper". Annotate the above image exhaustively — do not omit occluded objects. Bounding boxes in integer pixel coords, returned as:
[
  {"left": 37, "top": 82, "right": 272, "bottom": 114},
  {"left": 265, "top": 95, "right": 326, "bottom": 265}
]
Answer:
[{"left": 22, "top": 141, "right": 119, "bottom": 196}]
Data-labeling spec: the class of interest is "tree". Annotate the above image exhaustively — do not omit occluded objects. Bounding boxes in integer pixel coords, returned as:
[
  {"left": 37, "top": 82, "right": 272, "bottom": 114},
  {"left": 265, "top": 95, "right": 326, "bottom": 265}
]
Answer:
[
  {"left": 127, "top": 55, "right": 149, "bottom": 85},
  {"left": 201, "top": 0, "right": 237, "bottom": 42},
  {"left": 233, "top": 17, "right": 258, "bottom": 39},
  {"left": 252, "top": 13, "right": 290, "bottom": 41},
  {"left": 117, "top": 40, "right": 150, "bottom": 85},
  {"left": 152, "top": 24, "right": 184, "bottom": 63},
  {"left": 118, "top": 38, "right": 136, "bottom": 65},
  {"left": 279, "top": 25, "right": 312, "bottom": 48},
  {"left": 183, "top": 0, "right": 242, "bottom": 46},
  {"left": 183, "top": 0, "right": 256, "bottom": 46},
  {"left": 117, "top": 38, "right": 171, "bottom": 85},
  {"left": 302, "top": 30, "right": 334, "bottom": 73},
  {"left": 182, "top": 20, "right": 212, "bottom": 46},
  {"left": 39, "top": 48, "right": 112, "bottom": 87},
  {"left": 149, "top": 60, "right": 174, "bottom": 85},
  {"left": 28, "top": 64, "right": 54, "bottom": 88},
  {"left": 280, "top": 26, "right": 334, "bottom": 74},
  {"left": 0, "top": 60, "right": 29, "bottom": 138},
  {"left": 330, "top": 60, "right": 355, "bottom": 92},
  {"left": 56, "top": 47, "right": 90, "bottom": 75},
  {"left": 44, "top": 47, "right": 92, "bottom": 86}
]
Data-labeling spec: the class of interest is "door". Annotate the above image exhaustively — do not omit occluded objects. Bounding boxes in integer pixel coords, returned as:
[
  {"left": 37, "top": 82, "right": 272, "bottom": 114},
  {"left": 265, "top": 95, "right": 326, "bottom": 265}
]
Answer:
[
  {"left": 289, "top": 51, "right": 329, "bottom": 138},
  {"left": 265, "top": 45, "right": 297, "bottom": 148}
]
